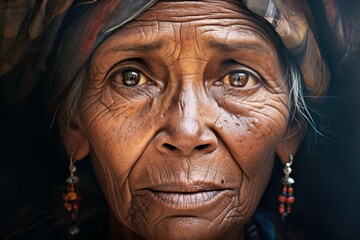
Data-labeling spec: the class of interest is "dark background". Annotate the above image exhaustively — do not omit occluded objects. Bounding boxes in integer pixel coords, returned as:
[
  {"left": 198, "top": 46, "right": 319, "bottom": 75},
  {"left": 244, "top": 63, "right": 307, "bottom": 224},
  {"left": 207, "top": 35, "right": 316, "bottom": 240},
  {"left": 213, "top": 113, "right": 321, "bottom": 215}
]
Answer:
[
  {"left": 262, "top": 1, "right": 360, "bottom": 239},
  {"left": 1, "top": 0, "right": 360, "bottom": 239}
]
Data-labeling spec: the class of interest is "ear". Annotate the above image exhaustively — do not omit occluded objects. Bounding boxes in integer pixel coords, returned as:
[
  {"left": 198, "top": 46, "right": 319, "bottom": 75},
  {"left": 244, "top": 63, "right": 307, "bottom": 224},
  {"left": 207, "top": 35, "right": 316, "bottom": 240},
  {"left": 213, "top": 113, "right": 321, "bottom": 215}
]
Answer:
[
  {"left": 60, "top": 117, "right": 90, "bottom": 161},
  {"left": 276, "top": 122, "right": 304, "bottom": 165}
]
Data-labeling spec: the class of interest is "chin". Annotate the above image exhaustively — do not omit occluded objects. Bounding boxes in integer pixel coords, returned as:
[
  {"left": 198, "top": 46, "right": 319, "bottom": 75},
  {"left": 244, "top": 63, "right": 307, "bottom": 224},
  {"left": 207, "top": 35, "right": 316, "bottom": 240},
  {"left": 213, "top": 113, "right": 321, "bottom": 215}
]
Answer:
[{"left": 139, "top": 216, "right": 243, "bottom": 240}]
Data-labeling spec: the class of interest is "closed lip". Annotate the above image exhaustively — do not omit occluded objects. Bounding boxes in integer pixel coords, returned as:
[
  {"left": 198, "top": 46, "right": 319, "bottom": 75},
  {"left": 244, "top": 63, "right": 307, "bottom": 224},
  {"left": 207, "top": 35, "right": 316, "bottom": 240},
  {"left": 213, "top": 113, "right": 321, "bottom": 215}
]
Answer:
[
  {"left": 145, "top": 181, "right": 228, "bottom": 193},
  {"left": 146, "top": 182, "right": 231, "bottom": 209},
  {"left": 137, "top": 182, "right": 233, "bottom": 211}
]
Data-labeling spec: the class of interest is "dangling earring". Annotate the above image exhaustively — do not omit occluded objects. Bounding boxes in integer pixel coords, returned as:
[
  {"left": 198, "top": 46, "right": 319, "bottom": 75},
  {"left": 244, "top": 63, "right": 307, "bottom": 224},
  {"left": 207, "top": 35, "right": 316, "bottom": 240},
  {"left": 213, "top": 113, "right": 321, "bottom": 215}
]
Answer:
[
  {"left": 278, "top": 154, "right": 295, "bottom": 221},
  {"left": 63, "top": 157, "right": 81, "bottom": 236}
]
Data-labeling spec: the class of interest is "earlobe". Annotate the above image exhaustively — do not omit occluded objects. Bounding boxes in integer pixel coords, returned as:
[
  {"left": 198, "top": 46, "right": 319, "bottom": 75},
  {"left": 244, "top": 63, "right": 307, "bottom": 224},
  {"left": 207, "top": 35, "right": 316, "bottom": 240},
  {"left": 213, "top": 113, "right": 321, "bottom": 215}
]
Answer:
[
  {"left": 276, "top": 123, "right": 304, "bottom": 164},
  {"left": 60, "top": 119, "right": 90, "bottom": 161}
]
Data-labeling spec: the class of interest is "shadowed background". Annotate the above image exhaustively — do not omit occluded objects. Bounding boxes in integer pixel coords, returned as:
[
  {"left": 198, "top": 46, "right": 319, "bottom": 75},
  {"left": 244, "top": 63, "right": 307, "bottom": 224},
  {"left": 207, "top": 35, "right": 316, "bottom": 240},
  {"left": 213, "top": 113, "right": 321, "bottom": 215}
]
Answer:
[{"left": 1, "top": 0, "right": 359, "bottom": 239}]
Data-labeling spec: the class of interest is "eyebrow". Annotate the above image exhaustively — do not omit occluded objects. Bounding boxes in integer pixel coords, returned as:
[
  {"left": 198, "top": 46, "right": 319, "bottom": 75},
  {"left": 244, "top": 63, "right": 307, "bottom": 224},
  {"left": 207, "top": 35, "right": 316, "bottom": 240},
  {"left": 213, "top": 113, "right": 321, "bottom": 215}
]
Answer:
[
  {"left": 207, "top": 41, "right": 265, "bottom": 53},
  {"left": 107, "top": 41, "right": 164, "bottom": 53}
]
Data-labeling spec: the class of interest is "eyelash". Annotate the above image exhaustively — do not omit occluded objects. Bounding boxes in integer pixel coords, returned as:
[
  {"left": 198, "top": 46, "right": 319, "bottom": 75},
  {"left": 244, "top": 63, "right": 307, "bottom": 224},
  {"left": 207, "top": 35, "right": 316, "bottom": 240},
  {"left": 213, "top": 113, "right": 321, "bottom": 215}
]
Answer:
[
  {"left": 106, "top": 60, "right": 263, "bottom": 96},
  {"left": 108, "top": 63, "right": 155, "bottom": 83},
  {"left": 106, "top": 66, "right": 162, "bottom": 101},
  {"left": 214, "top": 65, "right": 263, "bottom": 90}
]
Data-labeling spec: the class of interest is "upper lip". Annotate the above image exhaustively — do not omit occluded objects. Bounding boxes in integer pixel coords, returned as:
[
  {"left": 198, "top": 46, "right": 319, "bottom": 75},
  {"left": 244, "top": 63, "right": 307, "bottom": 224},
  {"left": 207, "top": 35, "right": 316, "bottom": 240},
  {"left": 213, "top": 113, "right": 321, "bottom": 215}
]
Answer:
[{"left": 144, "top": 182, "right": 227, "bottom": 193}]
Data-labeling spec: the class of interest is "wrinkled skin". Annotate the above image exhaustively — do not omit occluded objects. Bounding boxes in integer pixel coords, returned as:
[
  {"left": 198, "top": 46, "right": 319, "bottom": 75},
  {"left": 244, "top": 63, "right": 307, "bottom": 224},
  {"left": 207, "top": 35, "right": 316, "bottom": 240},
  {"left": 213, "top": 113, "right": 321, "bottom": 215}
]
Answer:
[{"left": 67, "top": 1, "right": 297, "bottom": 239}]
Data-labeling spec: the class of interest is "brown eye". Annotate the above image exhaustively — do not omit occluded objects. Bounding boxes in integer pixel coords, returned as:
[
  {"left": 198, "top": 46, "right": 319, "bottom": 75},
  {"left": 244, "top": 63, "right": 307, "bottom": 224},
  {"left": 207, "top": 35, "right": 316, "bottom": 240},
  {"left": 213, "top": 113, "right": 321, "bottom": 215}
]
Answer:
[
  {"left": 223, "top": 71, "right": 259, "bottom": 88},
  {"left": 112, "top": 69, "right": 148, "bottom": 86}
]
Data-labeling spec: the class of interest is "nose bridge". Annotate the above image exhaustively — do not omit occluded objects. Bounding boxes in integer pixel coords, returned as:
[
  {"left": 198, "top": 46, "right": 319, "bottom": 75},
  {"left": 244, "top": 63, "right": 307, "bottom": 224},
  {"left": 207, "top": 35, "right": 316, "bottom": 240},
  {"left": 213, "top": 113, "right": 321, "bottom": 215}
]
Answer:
[
  {"left": 174, "top": 55, "right": 206, "bottom": 118},
  {"left": 178, "top": 81, "right": 199, "bottom": 123},
  {"left": 172, "top": 80, "right": 203, "bottom": 144}
]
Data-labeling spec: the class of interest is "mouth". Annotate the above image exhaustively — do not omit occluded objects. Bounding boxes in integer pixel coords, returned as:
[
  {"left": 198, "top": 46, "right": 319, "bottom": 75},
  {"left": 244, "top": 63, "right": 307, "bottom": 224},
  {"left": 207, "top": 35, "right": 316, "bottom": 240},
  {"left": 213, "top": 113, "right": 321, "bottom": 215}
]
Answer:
[
  {"left": 143, "top": 182, "right": 232, "bottom": 209},
  {"left": 152, "top": 190, "right": 225, "bottom": 207}
]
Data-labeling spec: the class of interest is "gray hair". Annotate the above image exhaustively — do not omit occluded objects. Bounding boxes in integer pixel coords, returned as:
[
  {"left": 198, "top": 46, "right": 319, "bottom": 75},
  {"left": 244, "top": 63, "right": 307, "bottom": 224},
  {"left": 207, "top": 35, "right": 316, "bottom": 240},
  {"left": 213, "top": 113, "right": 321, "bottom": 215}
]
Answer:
[
  {"left": 51, "top": 66, "right": 89, "bottom": 133},
  {"left": 283, "top": 52, "right": 318, "bottom": 137}
]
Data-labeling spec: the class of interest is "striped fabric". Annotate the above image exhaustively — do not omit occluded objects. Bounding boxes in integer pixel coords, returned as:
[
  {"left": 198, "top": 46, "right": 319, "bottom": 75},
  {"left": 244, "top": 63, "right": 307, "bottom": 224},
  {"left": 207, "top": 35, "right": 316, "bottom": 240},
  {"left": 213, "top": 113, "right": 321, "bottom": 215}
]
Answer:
[{"left": 243, "top": 0, "right": 330, "bottom": 96}]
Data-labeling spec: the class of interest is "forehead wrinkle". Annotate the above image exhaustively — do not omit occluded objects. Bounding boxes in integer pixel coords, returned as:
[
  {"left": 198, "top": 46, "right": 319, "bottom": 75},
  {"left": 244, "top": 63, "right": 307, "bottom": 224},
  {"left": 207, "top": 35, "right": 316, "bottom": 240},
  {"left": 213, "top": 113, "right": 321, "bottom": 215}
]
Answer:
[
  {"left": 136, "top": 0, "right": 252, "bottom": 23},
  {"left": 106, "top": 40, "right": 164, "bottom": 53},
  {"left": 207, "top": 41, "right": 267, "bottom": 54},
  {"left": 194, "top": 25, "right": 211, "bottom": 60},
  {"left": 210, "top": 21, "right": 275, "bottom": 51}
]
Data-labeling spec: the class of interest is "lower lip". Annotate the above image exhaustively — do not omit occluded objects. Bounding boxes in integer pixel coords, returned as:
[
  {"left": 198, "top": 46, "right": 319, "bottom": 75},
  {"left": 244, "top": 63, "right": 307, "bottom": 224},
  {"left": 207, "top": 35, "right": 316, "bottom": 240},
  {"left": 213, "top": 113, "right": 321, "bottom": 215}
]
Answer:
[{"left": 151, "top": 190, "right": 228, "bottom": 209}]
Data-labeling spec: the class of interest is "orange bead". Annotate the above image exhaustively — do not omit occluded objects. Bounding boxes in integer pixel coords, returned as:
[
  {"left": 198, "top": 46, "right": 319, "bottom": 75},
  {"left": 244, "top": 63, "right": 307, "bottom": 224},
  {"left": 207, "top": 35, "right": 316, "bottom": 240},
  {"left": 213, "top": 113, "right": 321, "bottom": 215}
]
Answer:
[
  {"left": 287, "top": 197, "right": 295, "bottom": 204},
  {"left": 288, "top": 187, "right": 294, "bottom": 193},
  {"left": 279, "top": 206, "right": 285, "bottom": 214},
  {"left": 68, "top": 192, "right": 78, "bottom": 200},
  {"left": 278, "top": 195, "right": 286, "bottom": 203}
]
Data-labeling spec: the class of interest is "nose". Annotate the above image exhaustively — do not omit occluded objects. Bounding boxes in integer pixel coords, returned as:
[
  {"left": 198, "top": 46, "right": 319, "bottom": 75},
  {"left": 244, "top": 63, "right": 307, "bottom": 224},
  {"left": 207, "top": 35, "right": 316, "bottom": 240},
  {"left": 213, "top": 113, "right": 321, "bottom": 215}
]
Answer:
[
  {"left": 154, "top": 118, "right": 218, "bottom": 156},
  {"left": 154, "top": 87, "right": 218, "bottom": 156}
]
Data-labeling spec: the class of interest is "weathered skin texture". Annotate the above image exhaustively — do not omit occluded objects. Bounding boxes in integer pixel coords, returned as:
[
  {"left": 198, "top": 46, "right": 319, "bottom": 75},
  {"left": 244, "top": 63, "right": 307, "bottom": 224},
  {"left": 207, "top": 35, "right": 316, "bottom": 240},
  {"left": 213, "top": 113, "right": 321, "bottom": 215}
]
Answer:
[{"left": 67, "top": 1, "right": 295, "bottom": 239}]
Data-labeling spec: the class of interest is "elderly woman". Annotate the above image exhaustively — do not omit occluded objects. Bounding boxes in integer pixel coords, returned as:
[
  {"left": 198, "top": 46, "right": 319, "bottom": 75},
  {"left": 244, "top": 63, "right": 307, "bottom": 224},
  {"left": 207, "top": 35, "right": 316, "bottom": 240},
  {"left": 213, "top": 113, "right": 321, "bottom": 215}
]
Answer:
[{"left": 1, "top": 0, "right": 334, "bottom": 239}]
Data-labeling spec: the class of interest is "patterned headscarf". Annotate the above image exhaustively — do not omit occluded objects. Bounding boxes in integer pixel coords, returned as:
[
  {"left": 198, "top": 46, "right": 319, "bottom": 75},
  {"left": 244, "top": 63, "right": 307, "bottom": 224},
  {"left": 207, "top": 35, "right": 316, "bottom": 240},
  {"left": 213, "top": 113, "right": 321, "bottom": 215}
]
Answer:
[{"left": 1, "top": 0, "right": 343, "bottom": 101}]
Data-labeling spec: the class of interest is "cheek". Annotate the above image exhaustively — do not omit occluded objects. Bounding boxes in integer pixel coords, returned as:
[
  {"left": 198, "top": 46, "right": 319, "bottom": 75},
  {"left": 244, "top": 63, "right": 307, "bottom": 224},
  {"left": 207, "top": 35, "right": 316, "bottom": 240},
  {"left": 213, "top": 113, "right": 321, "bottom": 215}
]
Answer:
[
  {"left": 218, "top": 90, "right": 288, "bottom": 167},
  {"left": 215, "top": 91, "right": 289, "bottom": 206},
  {"left": 79, "top": 87, "right": 158, "bottom": 225}
]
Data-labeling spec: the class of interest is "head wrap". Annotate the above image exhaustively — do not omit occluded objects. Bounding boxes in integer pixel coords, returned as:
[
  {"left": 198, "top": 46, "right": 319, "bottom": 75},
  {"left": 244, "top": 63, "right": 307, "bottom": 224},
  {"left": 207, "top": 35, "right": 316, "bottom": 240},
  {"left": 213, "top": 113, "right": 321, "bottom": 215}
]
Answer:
[
  {"left": 243, "top": 0, "right": 330, "bottom": 95},
  {"left": 1, "top": 0, "right": 342, "bottom": 101}
]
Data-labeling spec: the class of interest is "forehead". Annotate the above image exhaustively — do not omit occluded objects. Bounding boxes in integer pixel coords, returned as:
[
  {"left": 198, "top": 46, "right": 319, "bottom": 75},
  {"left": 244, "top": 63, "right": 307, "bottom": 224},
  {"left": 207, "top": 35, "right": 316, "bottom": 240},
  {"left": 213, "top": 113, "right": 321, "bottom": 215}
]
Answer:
[
  {"left": 135, "top": 0, "right": 253, "bottom": 21},
  {"left": 97, "top": 0, "right": 277, "bottom": 54},
  {"left": 91, "top": 0, "right": 283, "bottom": 82}
]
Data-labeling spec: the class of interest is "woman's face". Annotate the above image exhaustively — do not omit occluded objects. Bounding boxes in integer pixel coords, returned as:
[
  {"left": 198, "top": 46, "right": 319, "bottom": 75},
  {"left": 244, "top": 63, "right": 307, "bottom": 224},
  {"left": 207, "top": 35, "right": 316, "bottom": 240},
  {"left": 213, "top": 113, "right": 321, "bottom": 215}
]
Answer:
[{"left": 74, "top": 0, "right": 291, "bottom": 239}]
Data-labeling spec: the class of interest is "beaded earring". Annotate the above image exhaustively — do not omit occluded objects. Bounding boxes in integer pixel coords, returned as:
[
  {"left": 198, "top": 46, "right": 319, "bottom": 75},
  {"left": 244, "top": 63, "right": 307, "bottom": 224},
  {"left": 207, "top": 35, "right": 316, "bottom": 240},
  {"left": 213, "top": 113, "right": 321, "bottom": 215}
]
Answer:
[
  {"left": 278, "top": 154, "right": 295, "bottom": 221},
  {"left": 63, "top": 157, "right": 81, "bottom": 236}
]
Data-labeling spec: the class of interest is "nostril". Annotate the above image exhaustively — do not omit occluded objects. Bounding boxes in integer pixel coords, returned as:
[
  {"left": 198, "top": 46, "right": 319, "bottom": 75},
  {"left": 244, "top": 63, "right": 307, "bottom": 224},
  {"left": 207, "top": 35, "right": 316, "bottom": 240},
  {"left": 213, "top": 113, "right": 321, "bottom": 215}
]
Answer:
[
  {"left": 195, "top": 144, "right": 210, "bottom": 150},
  {"left": 163, "top": 143, "right": 177, "bottom": 150}
]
